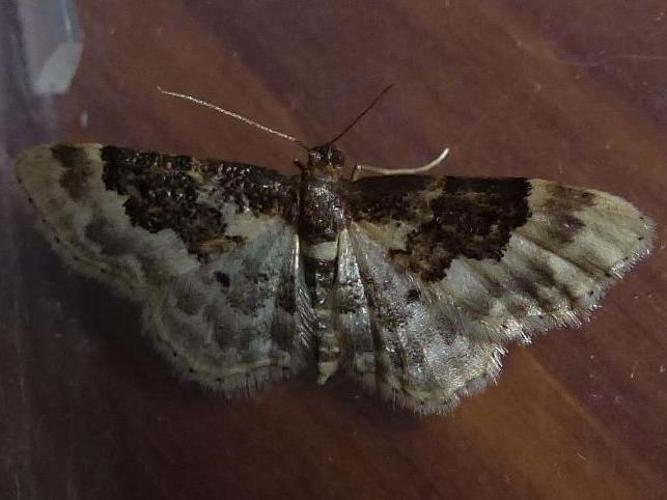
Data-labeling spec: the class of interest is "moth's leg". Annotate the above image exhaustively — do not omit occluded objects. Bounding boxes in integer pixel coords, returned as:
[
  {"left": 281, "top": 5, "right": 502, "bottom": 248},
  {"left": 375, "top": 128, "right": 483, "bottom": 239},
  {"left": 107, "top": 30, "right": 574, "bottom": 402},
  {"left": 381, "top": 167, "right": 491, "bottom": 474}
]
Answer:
[{"left": 351, "top": 147, "right": 449, "bottom": 181}]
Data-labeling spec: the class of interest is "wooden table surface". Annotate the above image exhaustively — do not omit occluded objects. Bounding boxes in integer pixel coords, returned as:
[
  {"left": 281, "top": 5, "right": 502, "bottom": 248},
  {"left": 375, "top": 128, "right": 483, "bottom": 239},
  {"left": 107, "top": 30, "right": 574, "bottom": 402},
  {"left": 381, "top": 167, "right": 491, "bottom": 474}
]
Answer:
[{"left": 2, "top": 1, "right": 666, "bottom": 499}]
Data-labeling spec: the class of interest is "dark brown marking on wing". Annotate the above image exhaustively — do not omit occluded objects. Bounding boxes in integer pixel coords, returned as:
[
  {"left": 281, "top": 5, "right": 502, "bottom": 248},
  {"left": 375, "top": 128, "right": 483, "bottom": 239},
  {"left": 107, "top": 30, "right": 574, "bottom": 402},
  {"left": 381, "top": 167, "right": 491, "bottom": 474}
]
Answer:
[
  {"left": 84, "top": 216, "right": 136, "bottom": 256},
  {"left": 542, "top": 184, "right": 594, "bottom": 244},
  {"left": 221, "top": 268, "right": 275, "bottom": 319},
  {"left": 405, "top": 288, "right": 421, "bottom": 303},
  {"left": 405, "top": 177, "right": 530, "bottom": 281},
  {"left": 52, "top": 145, "right": 94, "bottom": 201},
  {"left": 360, "top": 269, "right": 411, "bottom": 335},
  {"left": 100, "top": 146, "right": 296, "bottom": 260},
  {"left": 214, "top": 271, "right": 231, "bottom": 288},
  {"left": 214, "top": 162, "right": 297, "bottom": 217},
  {"left": 522, "top": 258, "right": 580, "bottom": 310},
  {"left": 274, "top": 248, "right": 299, "bottom": 319},
  {"left": 347, "top": 175, "right": 531, "bottom": 282},
  {"left": 344, "top": 175, "right": 434, "bottom": 224},
  {"left": 275, "top": 277, "right": 296, "bottom": 315}
]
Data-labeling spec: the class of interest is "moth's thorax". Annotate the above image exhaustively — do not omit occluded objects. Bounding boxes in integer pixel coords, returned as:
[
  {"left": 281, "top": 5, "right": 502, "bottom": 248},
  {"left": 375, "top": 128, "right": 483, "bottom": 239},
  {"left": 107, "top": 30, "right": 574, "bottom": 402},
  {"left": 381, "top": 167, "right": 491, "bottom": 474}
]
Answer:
[{"left": 298, "top": 175, "right": 346, "bottom": 244}]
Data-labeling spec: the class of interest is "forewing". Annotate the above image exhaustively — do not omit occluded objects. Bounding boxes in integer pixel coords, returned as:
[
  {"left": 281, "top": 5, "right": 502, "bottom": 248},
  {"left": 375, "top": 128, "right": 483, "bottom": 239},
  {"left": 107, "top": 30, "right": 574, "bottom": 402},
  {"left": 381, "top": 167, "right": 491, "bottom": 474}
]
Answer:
[
  {"left": 341, "top": 174, "right": 655, "bottom": 413},
  {"left": 16, "top": 144, "right": 313, "bottom": 394}
]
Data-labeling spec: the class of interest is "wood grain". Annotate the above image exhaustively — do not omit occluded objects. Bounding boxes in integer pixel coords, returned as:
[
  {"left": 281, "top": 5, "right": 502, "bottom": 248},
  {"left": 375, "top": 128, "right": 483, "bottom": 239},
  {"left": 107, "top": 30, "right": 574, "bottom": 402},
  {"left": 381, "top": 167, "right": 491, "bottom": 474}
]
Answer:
[{"left": 2, "top": 1, "right": 666, "bottom": 499}]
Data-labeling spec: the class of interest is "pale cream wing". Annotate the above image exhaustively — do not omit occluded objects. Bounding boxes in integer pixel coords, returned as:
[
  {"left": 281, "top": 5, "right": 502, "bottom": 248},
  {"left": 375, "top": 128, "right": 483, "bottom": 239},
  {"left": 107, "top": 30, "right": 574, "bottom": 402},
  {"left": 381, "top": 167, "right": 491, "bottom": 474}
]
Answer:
[
  {"left": 340, "top": 174, "right": 655, "bottom": 413},
  {"left": 16, "top": 144, "right": 314, "bottom": 394}
]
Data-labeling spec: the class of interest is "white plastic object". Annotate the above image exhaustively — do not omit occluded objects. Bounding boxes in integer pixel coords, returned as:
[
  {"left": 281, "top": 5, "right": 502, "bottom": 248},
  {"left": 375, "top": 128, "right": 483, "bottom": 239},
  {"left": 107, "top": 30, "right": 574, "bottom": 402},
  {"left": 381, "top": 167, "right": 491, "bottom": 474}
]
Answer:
[{"left": 18, "top": 0, "right": 83, "bottom": 95}]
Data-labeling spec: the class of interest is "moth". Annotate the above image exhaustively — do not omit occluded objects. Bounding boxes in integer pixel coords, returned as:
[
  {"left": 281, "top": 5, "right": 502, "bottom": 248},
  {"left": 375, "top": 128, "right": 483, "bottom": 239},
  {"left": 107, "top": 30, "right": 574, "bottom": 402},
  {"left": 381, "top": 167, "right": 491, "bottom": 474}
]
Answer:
[{"left": 16, "top": 88, "right": 655, "bottom": 414}]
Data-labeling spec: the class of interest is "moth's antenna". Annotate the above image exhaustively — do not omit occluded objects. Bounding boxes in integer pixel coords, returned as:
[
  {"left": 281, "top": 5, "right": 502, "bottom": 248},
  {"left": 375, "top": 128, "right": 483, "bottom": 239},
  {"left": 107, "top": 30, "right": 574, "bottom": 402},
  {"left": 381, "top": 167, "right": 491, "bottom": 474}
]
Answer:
[
  {"left": 327, "top": 84, "right": 394, "bottom": 145},
  {"left": 158, "top": 87, "right": 307, "bottom": 149}
]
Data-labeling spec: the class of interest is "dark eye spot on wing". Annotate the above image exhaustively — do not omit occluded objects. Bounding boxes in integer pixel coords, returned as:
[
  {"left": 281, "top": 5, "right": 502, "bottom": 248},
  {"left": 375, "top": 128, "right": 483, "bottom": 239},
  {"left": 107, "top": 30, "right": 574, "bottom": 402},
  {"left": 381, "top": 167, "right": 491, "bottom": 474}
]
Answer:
[
  {"left": 214, "top": 271, "right": 230, "bottom": 288},
  {"left": 406, "top": 288, "right": 421, "bottom": 303}
]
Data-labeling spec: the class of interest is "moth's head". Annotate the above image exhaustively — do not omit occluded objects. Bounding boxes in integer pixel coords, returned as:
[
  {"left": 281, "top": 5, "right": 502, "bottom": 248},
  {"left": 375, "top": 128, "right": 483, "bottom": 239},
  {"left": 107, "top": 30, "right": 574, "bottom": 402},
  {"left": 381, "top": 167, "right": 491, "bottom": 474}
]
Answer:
[{"left": 307, "top": 144, "right": 346, "bottom": 172}]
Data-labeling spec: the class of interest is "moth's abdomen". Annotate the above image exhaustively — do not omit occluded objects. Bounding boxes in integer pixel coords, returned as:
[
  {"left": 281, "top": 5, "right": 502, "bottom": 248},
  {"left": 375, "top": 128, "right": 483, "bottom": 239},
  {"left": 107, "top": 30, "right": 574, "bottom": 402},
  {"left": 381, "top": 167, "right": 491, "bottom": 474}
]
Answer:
[
  {"left": 302, "top": 243, "right": 341, "bottom": 384},
  {"left": 298, "top": 178, "right": 345, "bottom": 383}
]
